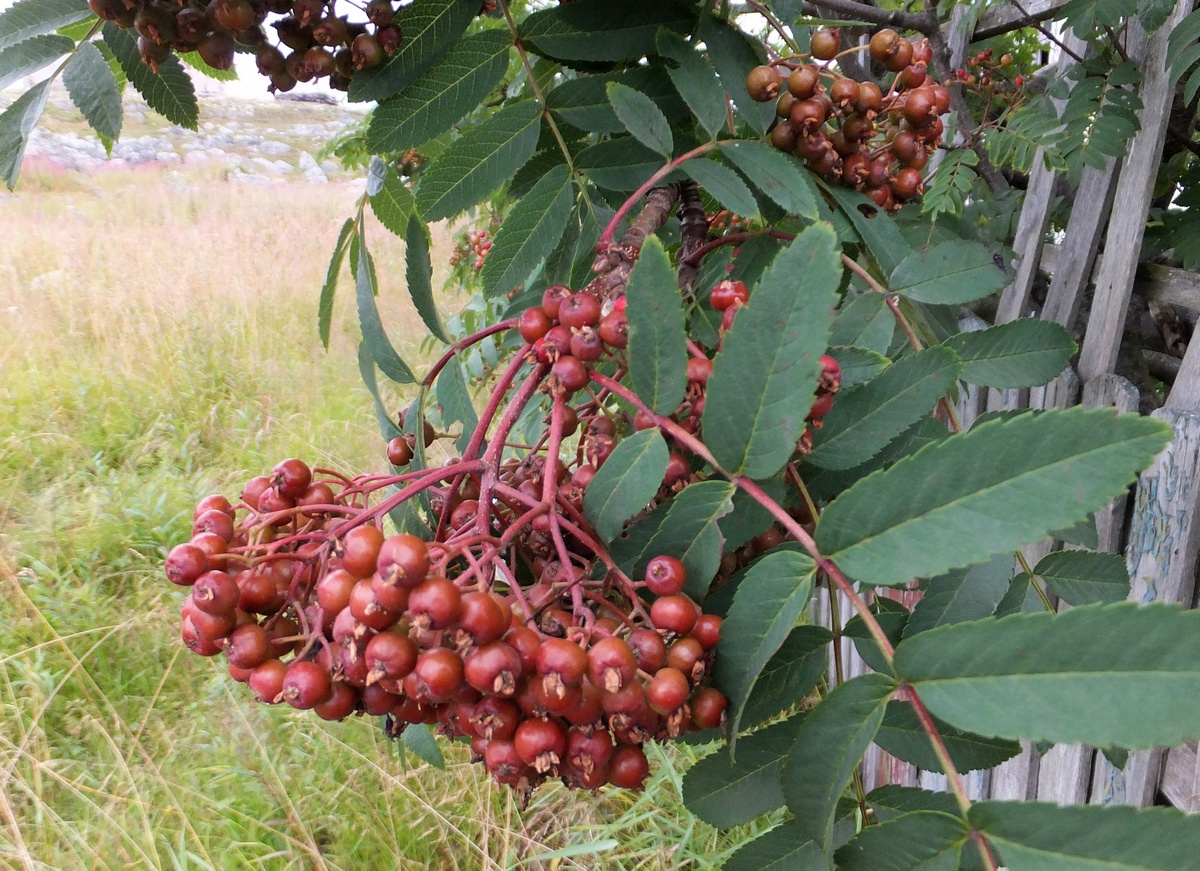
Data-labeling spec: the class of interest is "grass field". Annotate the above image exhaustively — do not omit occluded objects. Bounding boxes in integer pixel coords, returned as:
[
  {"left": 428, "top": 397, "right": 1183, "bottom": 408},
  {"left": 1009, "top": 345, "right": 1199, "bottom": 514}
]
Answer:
[{"left": 0, "top": 97, "right": 778, "bottom": 870}]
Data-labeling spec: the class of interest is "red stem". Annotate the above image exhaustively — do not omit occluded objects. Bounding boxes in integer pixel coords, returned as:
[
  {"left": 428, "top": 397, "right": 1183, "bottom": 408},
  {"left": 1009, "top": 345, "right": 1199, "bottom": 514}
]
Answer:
[{"left": 597, "top": 142, "right": 719, "bottom": 248}]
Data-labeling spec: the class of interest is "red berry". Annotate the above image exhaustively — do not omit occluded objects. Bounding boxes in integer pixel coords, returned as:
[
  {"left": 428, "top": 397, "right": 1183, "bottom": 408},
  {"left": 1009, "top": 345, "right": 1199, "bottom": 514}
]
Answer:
[
  {"left": 342, "top": 525, "right": 384, "bottom": 578},
  {"left": 645, "top": 555, "right": 687, "bottom": 596},
  {"left": 558, "top": 293, "right": 601, "bottom": 330},
  {"left": 282, "top": 660, "right": 333, "bottom": 709},
  {"left": 271, "top": 458, "right": 312, "bottom": 500},
  {"left": 541, "top": 285, "right": 572, "bottom": 319},
  {"left": 646, "top": 667, "right": 691, "bottom": 715},
  {"left": 165, "top": 543, "right": 208, "bottom": 587},
  {"left": 408, "top": 576, "right": 463, "bottom": 630},
  {"left": 709, "top": 279, "right": 749, "bottom": 311},
  {"left": 376, "top": 534, "right": 430, "bottom": 588},
  {"left": 248, "top": 659, "right": 288, "bottom": 703},
  {"left": 192, "top": 571, "right": 240, "bottom": 616},
  {"left": 386, "top": 436, "right": 413, "bottom": 467},
  {"left": 365, "top": 630, "right": 418, "bottom": 682},
  {"left": 691, "top": 687, "right": 728, "bottom": 730},
  {"left": 411, "top": 648, "right": 465, "bottom": 701},
  {"left": 225, "top": 623, "right": 271, "bottom": 669},
  {"left": 651, "top": 594, "right": 699, "bottom": 635},
  {"left": 587, "top": 636, "right": 638, "bottom": 694},
  {"left": 607, "top": 744, "right": 650, "bottom": 789},
  {"left": 314, "top": 682, "right": 359, "bottom": 721},
  {"left": 465, "top": 642, "right": 523, "bottom": 696},
  {"left": 518, "top": 306, "right": 553, "bottom": 344}
]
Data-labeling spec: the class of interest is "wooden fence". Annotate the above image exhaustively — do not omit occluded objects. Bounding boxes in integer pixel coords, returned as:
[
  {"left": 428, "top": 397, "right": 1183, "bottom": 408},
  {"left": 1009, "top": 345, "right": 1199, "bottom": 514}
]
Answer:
[{"left": 818, "top": 0, "right": 1200, "bottom": 813}]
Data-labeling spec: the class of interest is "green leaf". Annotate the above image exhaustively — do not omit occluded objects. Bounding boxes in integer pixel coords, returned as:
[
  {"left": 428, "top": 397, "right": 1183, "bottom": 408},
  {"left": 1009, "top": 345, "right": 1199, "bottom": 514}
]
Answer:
[
  {"left": 606, "top": 82, "right": 673, "bottom": 157},
  {"left": 825, "top": 185, "right": 914, "bottom": 275},
  {"left": 684, "top": 157, "right": 761, "bottom": 220},
  {"left": 829, "top": 293, "right": 895, "bottom": 355},
  {"left": 836, "top": 811, "right": 968, "bottom": 871},
  {"left": 698, "top": 15, "right": 774, "bottom": 135},
  {"left": 655, "top": 28, "right": 727, "bottom": 139},
  {"left": 401, "top": 722, "right": 445, "bottom": 768},
  {"left": 365, "top": 29, "right": 511, "bottom": 154},
  {"left": 415, "top": 101, "right": 541, "bottom": 222},
  {"left": 545, "top": 66, "right": 687, "bottom": 134},
  {"left": 970, "top": 801, "right": 1200, "bottom": 870},
  {"left": 740, "top": 626, "right": 832, "bottom": 729},
  {"left": 404, "top": 213, "right": 450, "bottom": 344},
  {"left": 583, "top": 429, "right": 669, "bottom": 543},
  {"left": 356, "top": 225, "right": 416, "bottom": 384},
  {"left": 722, "top": 823, "right": 829, "bottom": 871},
  {"left": 944, "top": 319, "right": 1076, "bottom": 388},
  {"left": 521, "top": 0, "right": 695, "bottom": 63},
  {"left": 904, "top": 553, "right": 1015, "bottom": 638},
  {"left": 62, "top": 40, "right": 122, "bottom": 143},
  {"left": 626, "top": 236, "right": 688, "bottom": 415},
  {"left": 0, "top": 0, "right": 88, "bottom": 51},
  {"left": 783, "top": 673, "right": 895, "bottom": 852},
  {"left": 103, "top": 24, "right": 197, "bottom": 130},
  {"left": 844, "top": 598, "right": 910, "bottom": 674},
  {"left": 715, "top": 476, "right": 787, "bottom": 558},
  {"left": 993, "top": 572, "right": 1047, "bottom": 617},
  {"left": 609, "top": 480, "right": 735, "bottom": 590},
  {"left": 867, "top": 785, "right": 961, "bottom": 823},
  {"left": 357, "top": 341, "right": 404, "bottom": 444},
  {"left": 682, "top": 715, "right": 804, "bottom": 827},
  {"left": 815, "top": 409, "right": 1171, "bottom": 587},
  {"left": 829, "top": 346, "right": 890, "bottom": 390},
  {"left": 718, "top": 141, "right": 819, "bottom": 220},
  {"left": 890, "top": 241, "right": 1009, "bottom": 305},
  {"left": 808, "top": 346, "right": 962, "bottom": 471},
  {"left": 434, "top": 359, "right": 478, "bottom": 455},
  {"left": 369, "top": 160, "right": 416, "bottom": 236},
  {"left": 574, "top": 137, "right": 669, "bottom": 191},
  {"left": 0, "top": 78, "right": 49, "bottom": 190},
  {"left": 348, "top": 0, "right": 477, "bottom": 103},
  {"left": 1033, "top": 550, "right": 1130, "bottom": 605},
  {"left": 704, "top": 223, "right": 842, "bottom": 479},
  {"left": 715, "top": 551, "right": 816, "bottom": 738},
  {"left": 922, "top": 149, "right": 979, "bottom": 220},
  {"left": 481, "top": 164, "right": 574, "bottom": 298},
  {"left": 318, "top": 218, "right": 355, "bottom": 349},
  {"left": 895, "top": 602, "right": 1200, "bottom": 748},
  {"left": 874, "top": 701, "right": 1021, "bottom": 772},
  {"left": 0, "top": 34, "right": 73, "bottom": 90}
]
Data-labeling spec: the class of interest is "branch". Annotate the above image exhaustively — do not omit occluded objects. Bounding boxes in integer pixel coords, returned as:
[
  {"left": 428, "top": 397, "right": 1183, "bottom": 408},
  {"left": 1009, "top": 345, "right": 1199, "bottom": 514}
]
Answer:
[{"left": 802, "top": 0, "right": 932, "bottom": 34}]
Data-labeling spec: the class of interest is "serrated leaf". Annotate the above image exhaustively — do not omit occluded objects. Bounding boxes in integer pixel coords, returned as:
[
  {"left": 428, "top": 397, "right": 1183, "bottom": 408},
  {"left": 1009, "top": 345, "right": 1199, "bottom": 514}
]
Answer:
[
  {"left": 348, "top": 0, "right": 477, "bottom": 103},
  {"left": 704, "top": 223, "right": 842, "bottom": 479},
  {"left": 0, "top": 0, "right": 88, "bottom": 51},
  {"left": 825, "top": 185, "right": 914, "bottom": 275},
  {"left": 521, "top": 0, "right": 694, "bottom": 63},
  {"left": 682, "top": 715, "right": 804, "bottom": 827},
  {"left": 0, "top": 78, "right": 49, "bottom": 190},
  {"left": 401, "top": 722, "right": 445, "bottom": 768},
  {"left": 867, "top": 785, "right": 961, "bottom": 823},
  {"left": 740, "top": 626, "right": 832, "bottom": 728},
  {"left": 836, "top": 811, "right": 968, "bottom": 871},
  {"left": 102, "top": 24, "right": 196, "bottom": 130},
  {"left": 808, "top": 347, "right": 962, "bottom": 471},
  {"left": 815, "top": 409, "right": 1171, "bottom": 587},
  {"left": 698, "top": 15, "right": 774, "bottom": 135},
  {"left": 356, "top": 226, "right": 416, "bottom": 384},
  {"left": 365, "top": 29, "right": 511, "bottom": 154},
  {"left": 434, "top": 359, "right": 477, "bottom": 455},
  {"left": 944, "top": 319, "right": 1076, "bottom": 388},
  {"left": 829, "top": 293, "right": 895, "bottom": 354},
  {"left": 993, "top": 572, "right": 1047, "bottom": 617},
  {"left": 829, "top": 346, "right": 889, "bottom": 390},
  {"left": 970, "top": 801, "right": 1200, "bottom": 870},
  {"left": 896, "top": 602, "right": 1200, "bottom": 748},
  {"left": 318, "top": 218, "right": 355, "bottom": 349},
  {"left": 369, "top": 162, "right": 415, "bottom": 236},
  {"left": 890, "top": 241, "right": 1010, "bottom": 304},
  {"left": 714, "top": 476, "right": 787, "bottom": 558},
  {"left": 722, "top": 824, "right": 829, "bottom": 871},
  {"left": 874, "top": 701, "right": 1021, "bottom": 772},
  {"left": 904, "top": 553, "right": 1015, "bottom": 638},
  {"left": 583, "top": 429, "right": 669, "bottom": 543},
  {"left": 544, "top": 67, "right": 685, "bottom": 134},
  {"left": 606, "top": 81, "right": 673, "bottom": 157},
  {"left": 415, "top": 101, "right": 541, "bottom": 222},
  {"left": 574, "top": 136, "right": 668, "bottom": 190},
  {"left": 0, "top": 34, "right": 73, "bottom": 90},
  {"left": 62, "top": 40, "right": 121, "bottom": 143},
  {"left": 655, "top": 28, "right": 727, "bottom": 139},
  {"left": 626, "top": 236, "right": 688, "bottom": 414},
  {"left": 922, "top": 149, "right": 978, "bottom": 220},
  {"left": 783, "top": 673, "right": 895, "bottom": 852},
  {"left": 715, "top": 551, "right": 816, "bottom": 738},
  {"left": 404, "top": 213, "right": 450, "bottom": 344},
  {"left": 481, "top": 164, "right": 573, "bottom": 298},
  {"left": 718, "top": 141, "right": 819, "bottom": 220},
  {"left": 1032, "top": 550, "right": 1130, "bottom": 605},
  {"left": 609, "top": 480, "right": 735, "bottom": 590},
  {"left": 684, "top": 156, "right": 760, "bottom": 220}
]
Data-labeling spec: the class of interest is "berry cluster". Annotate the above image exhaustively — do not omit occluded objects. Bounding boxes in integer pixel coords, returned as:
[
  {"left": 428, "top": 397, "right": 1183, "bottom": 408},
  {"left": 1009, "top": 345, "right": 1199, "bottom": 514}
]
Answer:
[
  {"left": 747, "top": 27, "right": 950, "bottom": 211},
  {"left": 84, "top": 0, "right": 485, "bottom": 93},
  {"left": 165, "top": 266, "right": 842, "bottom": 796},
  {"left": 450, "top": 229, "right": 493, "bottom": 272}
]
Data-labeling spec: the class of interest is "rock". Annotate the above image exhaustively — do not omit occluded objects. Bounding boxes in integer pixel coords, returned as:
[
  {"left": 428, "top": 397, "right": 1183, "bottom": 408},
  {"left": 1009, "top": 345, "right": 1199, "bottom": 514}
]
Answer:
[{"left": 297, "top": 151, "right": 327, "bottom": 183}]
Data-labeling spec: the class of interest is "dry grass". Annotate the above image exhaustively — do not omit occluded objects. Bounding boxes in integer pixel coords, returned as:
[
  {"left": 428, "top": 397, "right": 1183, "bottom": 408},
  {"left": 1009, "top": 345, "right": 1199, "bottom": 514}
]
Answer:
[{"left": 0, "top": 148, "right": 753, "bottom": 869}]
